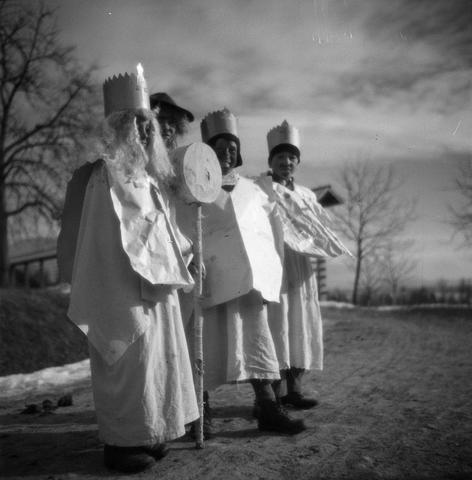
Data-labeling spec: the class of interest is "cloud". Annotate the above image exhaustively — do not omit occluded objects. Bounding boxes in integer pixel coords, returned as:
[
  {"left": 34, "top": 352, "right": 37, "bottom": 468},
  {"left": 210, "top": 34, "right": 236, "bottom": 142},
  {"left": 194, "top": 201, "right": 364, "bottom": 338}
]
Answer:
[
  {"left": 54, "top": 0, "right": 472, "bottom": 174},
  {"left": 51, "top": 0, "right": 472, "bottom": 286}
]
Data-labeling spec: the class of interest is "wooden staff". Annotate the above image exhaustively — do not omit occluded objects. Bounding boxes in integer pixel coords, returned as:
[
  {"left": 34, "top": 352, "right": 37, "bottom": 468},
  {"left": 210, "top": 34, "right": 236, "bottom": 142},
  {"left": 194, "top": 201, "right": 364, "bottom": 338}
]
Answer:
[
  {"left": 193, "top": 203, "right": 204, "bottom": 448},
  {"left": 170, "top": 142, "right": 221, "bottom": 449}
]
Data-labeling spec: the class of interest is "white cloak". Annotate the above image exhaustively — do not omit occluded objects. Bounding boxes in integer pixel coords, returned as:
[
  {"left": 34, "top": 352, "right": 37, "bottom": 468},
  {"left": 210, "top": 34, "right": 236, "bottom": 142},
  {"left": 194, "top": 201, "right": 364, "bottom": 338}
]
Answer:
[
  {"left": 257, "top": 176, "right": 349, "bottom": 371},
  {"left": 67, "top": 161, "right": 193, "bottom": 364},
  {"left": 183, "top": 176, "right": 283, "bottom": 390},
  {"left": 201, "top": 176, "right": 283, "bottom": 307},
  {"left": 64, "top": 160, "right": 198, "bottom": 444}
]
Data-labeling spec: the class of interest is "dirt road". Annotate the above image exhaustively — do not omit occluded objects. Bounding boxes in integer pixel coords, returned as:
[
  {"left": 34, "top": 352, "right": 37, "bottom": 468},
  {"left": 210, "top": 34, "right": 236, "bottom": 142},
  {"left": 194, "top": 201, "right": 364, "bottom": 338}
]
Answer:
[{"left": 1, "top": 306, "right": 471, "bottom": 479}]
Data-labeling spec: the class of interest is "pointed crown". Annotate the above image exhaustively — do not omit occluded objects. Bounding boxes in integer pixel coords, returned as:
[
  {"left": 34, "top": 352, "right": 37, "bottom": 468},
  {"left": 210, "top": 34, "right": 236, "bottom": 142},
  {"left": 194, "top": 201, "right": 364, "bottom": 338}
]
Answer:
[
  {"left": 267, "top": 120, "right": 300, "bottom": 154},
  {"left": 200, "top": 108, "right": 239, "bottom": 143},
  {"left": 103, "top": 63, "right": 150, "bottom": 117}
]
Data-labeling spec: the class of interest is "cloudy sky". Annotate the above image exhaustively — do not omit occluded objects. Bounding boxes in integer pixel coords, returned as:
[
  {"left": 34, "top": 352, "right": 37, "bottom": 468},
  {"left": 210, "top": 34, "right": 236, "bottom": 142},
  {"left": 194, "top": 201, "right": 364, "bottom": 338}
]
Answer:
[{"left": 52, "top": 0, "right": 472, "bottom": 289}]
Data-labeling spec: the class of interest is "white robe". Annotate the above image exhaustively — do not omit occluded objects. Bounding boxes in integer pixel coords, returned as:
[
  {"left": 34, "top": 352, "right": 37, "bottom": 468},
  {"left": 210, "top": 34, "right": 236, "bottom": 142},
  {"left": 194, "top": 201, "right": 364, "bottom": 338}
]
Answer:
[
  {"left": 182, "top": 176, "right": 283, "bottom": 391},
  {"left": 257, "top": 177, "right": 350, "bottom": 372},
  {"left": 268, "top": 246, "right": 323, "bottom": 370},
  {"left": 201, "top": 176, "right": 283, "bottom": 307},
  {"left": 64, "top": 161, "right": 198, "bottom": 444},
  {"left": 89, "top": 288, "right": 198, "bottom": 445}
]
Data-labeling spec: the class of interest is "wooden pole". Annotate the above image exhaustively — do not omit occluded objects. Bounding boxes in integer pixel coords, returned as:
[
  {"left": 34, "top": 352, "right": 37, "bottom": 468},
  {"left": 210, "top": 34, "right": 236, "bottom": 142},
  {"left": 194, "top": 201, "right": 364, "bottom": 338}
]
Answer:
[{"left": 194, "top": 203, "right": 204, "bottom": 449}]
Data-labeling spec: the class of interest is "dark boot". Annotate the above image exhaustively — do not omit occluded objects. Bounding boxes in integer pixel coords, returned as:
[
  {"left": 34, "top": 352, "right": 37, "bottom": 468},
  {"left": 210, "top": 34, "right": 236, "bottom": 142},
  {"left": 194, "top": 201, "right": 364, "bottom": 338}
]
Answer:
[
  {"left": 103, "top": 445, "right": 155, "bottom": 473},
  {"left": 250, "top": 379, "right": 274, "bottom": 419},
  {"left": 142, "top": 442, "right": 170, "bottom": 460},
  {"left": 252, "top": 398, "right": 260, "bottom": 419},
  {"left": 190, "top": 390, "right": 213, "bottom": 439},
  {"left": 257, "top": 399, "right": 306, "bottom": 434},
  {"left": 253, "top": 378, "right": 283, "bottom": 418},
  {"left": 281, "top": 367, "right": 318, "bottom": 409},
  {"left": 271, "top": 378, "right": 283, "bottom": 402}
]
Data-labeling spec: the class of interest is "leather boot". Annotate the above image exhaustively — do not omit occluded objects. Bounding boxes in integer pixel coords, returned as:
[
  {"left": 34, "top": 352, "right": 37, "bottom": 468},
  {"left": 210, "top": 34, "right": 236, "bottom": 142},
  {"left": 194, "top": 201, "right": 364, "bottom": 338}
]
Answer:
[
  {"left": 257, "top": 399, "right": 306, "bottom": 434},
  {"left": 250, "top": 379, "right": 274, "bottom": 419},
  {"left": 253, "top": 378, "right": 283, "bottom": 418},
  {"left": 281, "top": 367, "right": 318, "bottom": 409},
  {"left": 142, "top": 442, "right": 170, "bottom": 460},
  {"left": 103, "top": 445, "right": 156, "bottom": 473}
]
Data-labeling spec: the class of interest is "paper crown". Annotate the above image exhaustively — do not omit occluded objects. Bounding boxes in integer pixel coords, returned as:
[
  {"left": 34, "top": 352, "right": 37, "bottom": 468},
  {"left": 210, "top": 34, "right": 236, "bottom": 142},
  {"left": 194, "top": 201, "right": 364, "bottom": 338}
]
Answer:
[
  {"left": 267, "top": 120, "right": 300, "bottom": 154},
  {"left": 103, "top": 63, "right": 150, "bottom": 117},
  {"left": 200, "top": 108, "right": 239, "bottom": 143}
]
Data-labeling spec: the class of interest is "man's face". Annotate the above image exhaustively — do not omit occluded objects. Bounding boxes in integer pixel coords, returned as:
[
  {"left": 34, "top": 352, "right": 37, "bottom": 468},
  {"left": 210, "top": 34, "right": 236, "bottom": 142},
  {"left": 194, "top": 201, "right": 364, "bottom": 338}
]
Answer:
[
  {"left": 270, "top": 150, "right": 298, "bottom": 180},
  {"left": 155, "top": 107, "right": 178, "bottom": 149},
  {"left": 213, "top": 137, "right": 238, "bottom": 176},
  {"left": 134, "top": 111, "right": 154, "bottom": 149}
]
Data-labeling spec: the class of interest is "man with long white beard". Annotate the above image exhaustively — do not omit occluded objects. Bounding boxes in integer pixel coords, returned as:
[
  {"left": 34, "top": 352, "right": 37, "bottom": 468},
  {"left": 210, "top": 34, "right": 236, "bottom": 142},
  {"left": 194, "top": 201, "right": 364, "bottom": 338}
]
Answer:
[{"left": 58, "top": 67, "right": 198, "bottom": 473}]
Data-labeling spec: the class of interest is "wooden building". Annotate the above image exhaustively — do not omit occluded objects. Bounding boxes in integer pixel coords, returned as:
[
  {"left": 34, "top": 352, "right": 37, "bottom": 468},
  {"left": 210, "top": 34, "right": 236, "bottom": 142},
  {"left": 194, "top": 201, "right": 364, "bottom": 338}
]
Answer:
[
  {"left": 311, "top": 185, "right": 344, "bottom": 300},
  {"left": 8, "top": 237, "right": 59, "bottom": 288}
]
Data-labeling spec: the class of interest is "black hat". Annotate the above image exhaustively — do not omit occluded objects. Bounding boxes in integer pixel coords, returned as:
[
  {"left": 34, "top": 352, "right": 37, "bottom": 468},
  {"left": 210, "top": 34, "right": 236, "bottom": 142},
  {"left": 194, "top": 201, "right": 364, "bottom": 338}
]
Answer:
[{"left": 149, "top": 92, "right": 194, "bottom": 122}]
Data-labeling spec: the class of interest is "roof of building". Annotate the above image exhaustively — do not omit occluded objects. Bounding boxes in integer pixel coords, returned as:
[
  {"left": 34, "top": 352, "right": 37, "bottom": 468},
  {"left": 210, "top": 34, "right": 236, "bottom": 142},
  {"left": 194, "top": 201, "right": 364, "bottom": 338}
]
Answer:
[
  {"left": 9, "top": 237, "right": 57, "bottom": 265},
  {"left": 311, "top": 185, "right": 344, "bottom": 207}
]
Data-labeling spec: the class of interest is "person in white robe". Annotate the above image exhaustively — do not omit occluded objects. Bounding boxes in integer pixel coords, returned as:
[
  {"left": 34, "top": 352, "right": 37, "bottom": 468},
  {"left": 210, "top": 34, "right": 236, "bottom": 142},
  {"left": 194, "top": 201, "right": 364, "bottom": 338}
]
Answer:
[
  {"left": 57, "top": 68, "right": 198, "bottom": 473},
  {"left": 256, "top": 120, "right": 350, "bottom": 411},
  {"left": 183, "top": 109, "right": 306, "bottom": 437}
]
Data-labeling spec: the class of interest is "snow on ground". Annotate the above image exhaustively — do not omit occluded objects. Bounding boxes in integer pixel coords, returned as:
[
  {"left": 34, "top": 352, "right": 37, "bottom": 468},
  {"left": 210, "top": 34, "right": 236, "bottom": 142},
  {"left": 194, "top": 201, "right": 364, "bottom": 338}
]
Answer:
[
  {"left": 0, "top": 322, "right": 91, "bottom": 402},
  {"left": 375, "top": 303, "right": 472, "bottom": 311},
  {"left": 320, "top": 301, "right": 471, "bottom": 311},
  {"left": 320, "top": 301, "right": 354, "bottom": 309},
  {"left": 0, "top": 359, "right": 91, "bottom": 401}
]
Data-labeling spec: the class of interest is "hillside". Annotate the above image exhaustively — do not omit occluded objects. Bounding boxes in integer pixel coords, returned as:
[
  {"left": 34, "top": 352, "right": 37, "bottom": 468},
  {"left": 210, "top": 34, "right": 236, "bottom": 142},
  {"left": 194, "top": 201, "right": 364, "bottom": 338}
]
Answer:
[{"left": 0, "top": 288, "right": 88, "bottom": 376}]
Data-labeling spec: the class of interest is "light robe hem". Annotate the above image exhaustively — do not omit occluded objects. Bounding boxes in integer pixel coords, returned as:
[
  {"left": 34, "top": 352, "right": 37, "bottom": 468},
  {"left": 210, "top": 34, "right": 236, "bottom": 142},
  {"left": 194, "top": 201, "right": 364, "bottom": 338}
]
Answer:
[
  {"left": 227, "top": 371, "right": 280, "bottom": 383},
  {"left": 289, "top": 365, "right": 323, "bottom": 372},
  {"left": 98, "top": 411, "right": 199, "bottom": 446},
  {"left": 281, "top": 362, "right": 324, "bottom": 371}
]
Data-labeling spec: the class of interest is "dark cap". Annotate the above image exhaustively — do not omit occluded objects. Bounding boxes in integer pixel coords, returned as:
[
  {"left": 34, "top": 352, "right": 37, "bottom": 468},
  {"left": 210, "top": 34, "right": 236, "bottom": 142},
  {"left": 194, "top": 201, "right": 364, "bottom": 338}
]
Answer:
[{"left": 149, "top": 92, "right": 194, "bottom": 122}]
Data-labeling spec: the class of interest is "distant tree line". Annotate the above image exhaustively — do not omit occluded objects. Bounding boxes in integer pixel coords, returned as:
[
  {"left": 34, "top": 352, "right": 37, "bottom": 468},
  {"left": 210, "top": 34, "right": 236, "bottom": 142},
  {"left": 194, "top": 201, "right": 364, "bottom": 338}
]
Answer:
[{"left": 327, "top": 278, "right": 472, "bottom": 307}]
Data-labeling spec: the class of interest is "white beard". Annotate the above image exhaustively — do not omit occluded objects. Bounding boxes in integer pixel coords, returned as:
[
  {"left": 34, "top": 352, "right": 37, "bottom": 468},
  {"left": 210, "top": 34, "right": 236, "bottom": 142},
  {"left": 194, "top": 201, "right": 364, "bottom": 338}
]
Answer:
[
  {"left": 99, "top": 110, "right": 176, "bottom": 189},
  {"left": 145, "top": 129, "right": 175, "bottom": 188}
]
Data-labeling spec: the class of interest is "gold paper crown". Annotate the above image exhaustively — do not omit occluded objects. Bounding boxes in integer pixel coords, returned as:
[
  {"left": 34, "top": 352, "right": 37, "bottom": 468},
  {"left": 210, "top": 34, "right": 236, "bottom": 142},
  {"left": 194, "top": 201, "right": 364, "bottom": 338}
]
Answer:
[
  {"left": 267, "top": 120, "right": 300, "bottom": 153},
  {"left": 103, "top": 63, "right": 150, "bottom": 117},
  {"left": 200, "top": 107, "right": 239, "bottom": 143}
]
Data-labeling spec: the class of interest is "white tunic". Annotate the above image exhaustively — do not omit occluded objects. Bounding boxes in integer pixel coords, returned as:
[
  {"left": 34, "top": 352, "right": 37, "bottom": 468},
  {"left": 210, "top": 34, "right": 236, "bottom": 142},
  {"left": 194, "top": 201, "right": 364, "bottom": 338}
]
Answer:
[
  {"left": 268, "top": 246, "right": 323, "bottom": 370},
  {"left": 257, "top": 176, "right": 350, "bottom": 372},
  {"left": 89, "top": 288, "right": 199, "bottom": 445},
  {"left": 68, "top": 161, "right": 193, "bottom": 364},
  {"left": 201, "top": 176, "right": 283, "bottom": 307},
  {"left": 64, "top": 161, "right": 198, "bottom": 444},
  {"left": 183, "top": 176, "right": 283, "bottom": 390},
  {"left": 187, "top": 290, "right": 281, "bottom": 391}
]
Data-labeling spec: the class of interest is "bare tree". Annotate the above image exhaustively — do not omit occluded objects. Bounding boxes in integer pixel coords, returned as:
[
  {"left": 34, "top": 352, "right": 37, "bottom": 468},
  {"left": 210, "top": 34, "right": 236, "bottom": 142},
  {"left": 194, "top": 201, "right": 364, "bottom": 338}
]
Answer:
[
  {"left": 358, "top": 251, "right": 384, "bottom": 306},
  {"left": 332, "top": 159, "right": 416, "bottom": 305},
  {"left": 435, "top": 278, "right": 449, "bottom": 303},
  {"left": 379, "top": 239, "right": 417, "bottom": 305},
  {"left": 457, "top": 278, "right": 472, "bottom": 305},
  {"left": 0, "top": 0, "right": 99, "bottom": 286},
  {"left": 449, "top": 157, "right": 472, "bottom": 247}
]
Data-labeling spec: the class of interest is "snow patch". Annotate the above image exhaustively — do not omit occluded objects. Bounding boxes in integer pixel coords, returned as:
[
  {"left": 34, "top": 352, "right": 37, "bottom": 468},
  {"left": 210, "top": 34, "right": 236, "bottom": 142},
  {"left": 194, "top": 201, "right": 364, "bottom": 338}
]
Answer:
[
  {"left": 0, "top": 359, "right": 91, "bottom": 401},
  {"left": 320, "top": 301, "right": 355, "bottom": 309}
]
